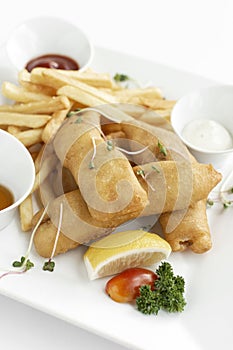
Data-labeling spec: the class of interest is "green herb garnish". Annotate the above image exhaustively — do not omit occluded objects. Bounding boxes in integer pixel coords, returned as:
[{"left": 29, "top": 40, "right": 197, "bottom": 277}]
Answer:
[
  {"left": 136, "top": 262, "right": 186, "bottom": 315},
  {"left": 89, "top": 160, "right": 95, "bottom": 169},
  {"left": 151, "top": 165, "right": 160, "bottom": 173},
  {"left": 207, "top": 198, "right": 214, "bottom": 207},
  {"left": 74, "top": 116, "right": 83, "bottom": 124},
  {"left": 42, "top": 203, "right": 63, "bottom": 273},
  {"left": 106, "top": 140, "right": 114, "bottom": 151},
  {"left": 43, "top": 260, "right": 55, "bottom": 272},
  {"left": 223, "top": 201, "right": 232, "bottom": 209},
  {"left": 136, "top": 169, "right": 145, "bottom": 177},
  {"left": 114, "top": 73, "right": 130, "bottom": 82},
  {"left": 158, "top": 141, "right": 167, "bottom": 157},
  {"left": 12, "top": 257, "right": 34, "bottom": 271},
  {"left": 12, "top": 256, "right": 25, "bottom": 267},
  {"left": 67, "top": 109, "right": 82, "bottom": 118}
]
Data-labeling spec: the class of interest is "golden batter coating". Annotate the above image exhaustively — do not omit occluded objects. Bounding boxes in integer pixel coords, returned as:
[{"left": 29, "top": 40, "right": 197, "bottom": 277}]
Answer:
[
  {"left": 134, "top": 161, "right": 221, "bottom": 215},
  {"left": 159, "top": 200, "right": 212, "bottom": 253},
  {"left": 53, "top": 112, "right": 148, "bottom": 223}
]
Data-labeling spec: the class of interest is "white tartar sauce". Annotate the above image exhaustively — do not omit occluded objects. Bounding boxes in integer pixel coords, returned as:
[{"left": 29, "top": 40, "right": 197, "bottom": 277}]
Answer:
[{"left": 182, "top": 119, "right": 233, "bottom": 151}]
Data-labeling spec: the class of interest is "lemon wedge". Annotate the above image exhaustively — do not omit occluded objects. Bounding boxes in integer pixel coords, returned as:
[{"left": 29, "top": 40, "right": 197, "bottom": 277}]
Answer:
[{"left": 84, "top": 230, "right": 171, "bottom": 280}]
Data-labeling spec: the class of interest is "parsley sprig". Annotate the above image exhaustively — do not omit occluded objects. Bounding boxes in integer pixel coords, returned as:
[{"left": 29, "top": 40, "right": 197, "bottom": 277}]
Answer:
[{"left": 136, "top": 262, "right": 186, "bottom": 315}]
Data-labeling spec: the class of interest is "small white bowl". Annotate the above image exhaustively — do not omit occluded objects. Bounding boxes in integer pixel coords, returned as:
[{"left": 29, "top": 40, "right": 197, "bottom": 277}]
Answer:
[
  {"left": 0, "top": 130, "right": 35, "bottom": 230},
  {"left": 171, "top": 85, "right": 233, "bottom": 166},
  {"left": 6, "top": 16, "right": 93, "bottom": 72}
]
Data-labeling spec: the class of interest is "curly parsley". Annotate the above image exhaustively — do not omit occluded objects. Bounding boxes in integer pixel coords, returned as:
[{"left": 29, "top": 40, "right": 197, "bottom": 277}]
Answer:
[{"left": 136, "top": 262, "right": 186, "bottom": 315}]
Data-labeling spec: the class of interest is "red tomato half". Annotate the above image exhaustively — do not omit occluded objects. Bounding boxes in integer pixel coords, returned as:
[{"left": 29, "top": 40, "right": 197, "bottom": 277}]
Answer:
[{"left": 105, "top": 267, "right": 157, "bottom": 303}]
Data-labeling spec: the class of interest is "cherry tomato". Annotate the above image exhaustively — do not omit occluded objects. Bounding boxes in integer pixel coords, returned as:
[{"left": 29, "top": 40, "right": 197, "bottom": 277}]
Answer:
[{"left": 105, "top": 267, "right": 157, "bottom": 303}]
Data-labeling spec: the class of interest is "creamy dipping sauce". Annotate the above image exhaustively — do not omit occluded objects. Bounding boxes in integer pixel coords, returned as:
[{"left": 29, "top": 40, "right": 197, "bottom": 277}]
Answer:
[{"left": 182, "top": 119, "right": 233, "bottom": 151}]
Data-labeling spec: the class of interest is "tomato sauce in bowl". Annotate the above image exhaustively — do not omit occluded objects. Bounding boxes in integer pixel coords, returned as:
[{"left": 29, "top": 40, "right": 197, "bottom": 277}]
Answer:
[{"left": 25, "top": 54, "right": 79, "bottom": 72}]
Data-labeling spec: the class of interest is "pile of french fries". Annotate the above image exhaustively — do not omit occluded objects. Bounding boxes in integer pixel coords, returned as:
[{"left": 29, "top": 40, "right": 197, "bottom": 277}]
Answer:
[{"left": 0, "top": 67, "right": 176, "bottom": 232}]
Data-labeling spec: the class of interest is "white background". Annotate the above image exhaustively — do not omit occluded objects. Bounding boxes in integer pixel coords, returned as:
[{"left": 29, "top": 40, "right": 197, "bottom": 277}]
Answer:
[{"left": 0, "top": 1, "right": 232, "bottom": 349}]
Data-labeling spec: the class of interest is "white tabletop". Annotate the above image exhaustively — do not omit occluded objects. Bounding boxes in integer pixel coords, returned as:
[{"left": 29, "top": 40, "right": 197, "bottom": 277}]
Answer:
[{"left": 0, "top": 1, "right": 232, "bottom": 349}]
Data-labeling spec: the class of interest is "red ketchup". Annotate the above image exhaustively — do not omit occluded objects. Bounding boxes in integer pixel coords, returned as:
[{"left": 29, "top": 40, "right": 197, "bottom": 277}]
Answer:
[{"left": 25, "top": 54, "right": 79, "bottom": 72}]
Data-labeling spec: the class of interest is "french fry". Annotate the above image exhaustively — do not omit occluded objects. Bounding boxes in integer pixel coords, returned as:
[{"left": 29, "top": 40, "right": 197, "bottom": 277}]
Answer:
[
  {"left": 0, "top": 96, "right": 70, "bottom": 114},
  {"left": 30, "top": 68, "right": 116, "bottom": 103},
  {"left": 1, "top": 81, "right": 51, "bottom": 103},
  {"left": 34, "top": 145, "right": 45, "bottom": 173},
  {"left": 37, "top": 175, "right": 56, "bottom": 206},
  {"left": 114, "top": 87, "right": 163, "bottom": 100},
  {"left": 42, "top": 107, "right": 70, "bottom": 143},
  {"left": 116, "top": 104, "right": 147, "bottom": 118},
  {"left": 154, "top": 109, "right": 172, "bottom": 120},
  {"left": 32, "top": 152, "right": 58, "bottom": 192},
  {"left": 18, "top": 69, "right": 56, "bottom": 96},
  {"left": 42, "top": 68, "right": 114, "bottom": 88},
  {"left": 72, "top": 101, "right": 87, "bottom": 110},
  {"left": 16, "top": 128, "right": 43, "bottom": 147},
  {"left": 57, "top": 85, "right": 104, "bottom": 107},
  {"left": 0, "top": 125, "right": 8, "bottom": 130},
  {"left": 7, "top": 125, "right": 22, "bottom": 135},
  {"left": 124, "top": 96, "right": 176, "bottom": 110},
  {"left": 57, "top": 86, "right": 134, "bottom": 122},
  {"left": 18, "top": 69, "right": 31, "bottom": 83},
  {"left": 19, "top": 195, "right": 33, "bottom": 231},
  {"left": 0, "top": 112, "right": 51, "bottom": 128}
]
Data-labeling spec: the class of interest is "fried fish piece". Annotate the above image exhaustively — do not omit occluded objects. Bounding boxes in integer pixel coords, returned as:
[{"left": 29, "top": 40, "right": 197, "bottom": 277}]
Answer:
[
  {"left": 34, "top": 220, "right": 80, "bottom": 258},
  {"left": 53, "top": 111, "right": 148, "bottom": 223},
  {"left": 159, "top": 200, "right": 212, "bottom": 253},
  {"left": 134, "top": 161, "right": 222, "bottom": 215},
  {"left": 33, "top": 189, "right": 114, "bottom": 258}
]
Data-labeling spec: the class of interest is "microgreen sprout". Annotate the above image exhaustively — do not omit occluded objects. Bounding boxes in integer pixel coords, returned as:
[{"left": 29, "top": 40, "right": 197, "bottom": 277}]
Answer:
[
  {"left": 12, "top": 257, "right": 34, "bottom": 271},
  {"left": 67, "top": 109, "right": 82, "bottom": 118},
  {"left": 207, "top": 198, "right": 214, "bottom": 207},
  {"left": 74, "top": 116, "right": 83, "bottom": 124},
  {"left": 151, "top": 165, "right": 160, "bottom": 173},
  {"left": 0, "top": 204, "right": 49, "bottom": 280},
  {"left": 208, "top": 167, "right": 233, "bottom": 210},
  {"left": 136, "top": 169, "right": 145, "bottom": 177},
  {"left": 136, "top": 168, "right": 155, "bottom": 192},
  {"left": 43, "top": 203, "right": 63, "bottom": 272},
  {"left": 43, "top": 261, "right": 55, "bottom": 272},
  {"left": 106, "top": 140, "right": 114, "bottom": 151},
  {"left": 223, "top": 201, "right": 232, "bottom": 209},
  {"left": 88, "top": 137, "right": 97, "bottom": 170},
  {"left": 115, "top": 145, "right": 149, "bottom": 155},
  {"left": 89, "top": 161, "right": 95, "bottom": 169},
  {"left": 158, "top": 140, "right": 167, "bottom": 157}
]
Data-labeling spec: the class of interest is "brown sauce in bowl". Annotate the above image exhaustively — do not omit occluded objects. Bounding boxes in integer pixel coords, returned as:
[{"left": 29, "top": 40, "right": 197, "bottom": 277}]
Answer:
[
  {"left": 0, "top": 185, "right": 14, "bottom": 211},
  {"left": 25, "top": 54, "right": 79, "bottom": 72}
]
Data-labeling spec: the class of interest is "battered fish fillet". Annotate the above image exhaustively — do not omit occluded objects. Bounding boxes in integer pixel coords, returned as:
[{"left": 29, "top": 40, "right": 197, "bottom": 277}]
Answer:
[
  {"left": 134, "top": 161, "right": 222, "bottom": 215},
  {"left": 121, "top": 119, "right": 189, "bottom": 162},
  {"left": 34, "top": 220, "right": 79, "bottom": 258},
  {"left": 159, "top": 200, "right": 212, "bottom": 253},
  {"left": 33, "top": 189, "right": 115, "bottom": 258},
  {"left": 123, "top": 112, "right": 221, "bottom": 254},
  {"left": 53, "top": 111, "right": 148, "bottom": 223}
]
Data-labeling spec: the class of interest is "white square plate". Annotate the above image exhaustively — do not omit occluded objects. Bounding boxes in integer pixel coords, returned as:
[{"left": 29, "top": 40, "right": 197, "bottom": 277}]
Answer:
[{"left": 0, "top": 46, "right": 232, "bottom": 350}]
